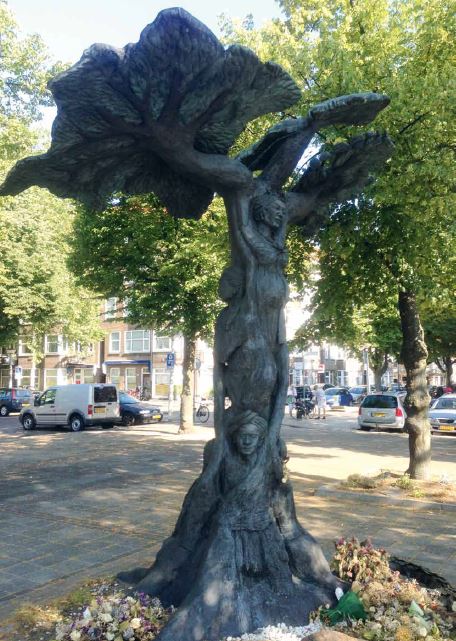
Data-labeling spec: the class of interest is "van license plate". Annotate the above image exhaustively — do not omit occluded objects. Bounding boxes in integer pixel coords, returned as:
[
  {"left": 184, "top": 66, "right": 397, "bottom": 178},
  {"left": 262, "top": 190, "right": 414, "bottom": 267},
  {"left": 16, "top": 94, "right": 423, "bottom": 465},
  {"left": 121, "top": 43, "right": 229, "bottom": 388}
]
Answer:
[
  {"left": 94, "top": 407, "right": 105, "bottom": 414},
  {"left": 439, "top": 424, "right": 455, "bottom": 431},
  {"left": 372, "top": 412, "right": 386, "bottom": 417}
]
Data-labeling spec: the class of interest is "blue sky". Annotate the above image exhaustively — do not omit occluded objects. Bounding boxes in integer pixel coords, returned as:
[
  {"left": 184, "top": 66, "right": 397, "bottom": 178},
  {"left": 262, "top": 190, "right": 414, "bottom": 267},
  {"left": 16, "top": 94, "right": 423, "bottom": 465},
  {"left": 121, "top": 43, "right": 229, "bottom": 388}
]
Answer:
[{"left": 8, "top": 0, "right": 282, "bottom": 63}]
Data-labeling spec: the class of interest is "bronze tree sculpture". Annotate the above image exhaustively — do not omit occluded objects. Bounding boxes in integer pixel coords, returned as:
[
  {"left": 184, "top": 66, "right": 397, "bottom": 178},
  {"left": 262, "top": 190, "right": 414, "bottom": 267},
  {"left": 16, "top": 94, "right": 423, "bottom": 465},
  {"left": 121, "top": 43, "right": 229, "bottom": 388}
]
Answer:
[{"left": 0, "top": 9, "right": 393, "bottom": 640}]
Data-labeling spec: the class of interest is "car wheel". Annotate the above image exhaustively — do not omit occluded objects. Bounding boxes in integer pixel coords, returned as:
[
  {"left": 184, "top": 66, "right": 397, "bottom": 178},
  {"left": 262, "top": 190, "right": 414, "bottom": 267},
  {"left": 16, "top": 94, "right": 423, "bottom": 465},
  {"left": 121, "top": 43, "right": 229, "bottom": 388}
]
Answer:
[
  {"left": 121, "top": 413, "right": 135, "bottom": 427},
  {"left": 22, "top": 414, "right": 36, "bottom": 430},
  {"left": 69, "top": 414, "right": 84, "bottom": 432},
  {"left": 0, "top": 405, "right": 9, "bottom": 417}
]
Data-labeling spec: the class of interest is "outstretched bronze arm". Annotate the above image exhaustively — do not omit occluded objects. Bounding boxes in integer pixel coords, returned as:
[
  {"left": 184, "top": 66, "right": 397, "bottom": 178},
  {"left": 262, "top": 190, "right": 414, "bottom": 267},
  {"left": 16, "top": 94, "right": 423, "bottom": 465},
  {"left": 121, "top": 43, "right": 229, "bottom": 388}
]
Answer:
[
  {"left": 285, "top": 131, "right": 394, "bottom": 232},
  {"left": 238, "top": 92, "right": 391, "bottom": 191}
]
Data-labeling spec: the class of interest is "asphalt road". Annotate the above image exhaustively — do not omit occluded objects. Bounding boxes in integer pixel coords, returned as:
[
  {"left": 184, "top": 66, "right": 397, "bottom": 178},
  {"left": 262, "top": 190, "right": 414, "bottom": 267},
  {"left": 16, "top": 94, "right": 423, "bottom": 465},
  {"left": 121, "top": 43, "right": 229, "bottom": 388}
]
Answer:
[{"left": 0, "top": 408, "right": 454, "bottom": 624}]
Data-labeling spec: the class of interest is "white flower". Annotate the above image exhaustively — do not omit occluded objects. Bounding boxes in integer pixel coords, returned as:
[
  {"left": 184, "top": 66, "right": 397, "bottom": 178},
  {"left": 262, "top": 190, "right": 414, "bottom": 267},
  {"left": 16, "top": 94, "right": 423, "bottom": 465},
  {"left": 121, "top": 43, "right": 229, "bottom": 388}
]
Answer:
[
  {"left": 418, "top": 627, "right": 428, "bottom": 637},
  {"left": 70, "top": 632, "right": 81, "bottom": 641},
  {"left": 83, "top": 607, "right": 91, "bottom": 619},
  {"left": 100, "top": 612, "right": 113, "bottom": 623},
  {"left": 130, "top": 617, "right": 141, "bottom": 629},
  {"left": 106, "top": 634, "right": 115, "bottom": 641}
]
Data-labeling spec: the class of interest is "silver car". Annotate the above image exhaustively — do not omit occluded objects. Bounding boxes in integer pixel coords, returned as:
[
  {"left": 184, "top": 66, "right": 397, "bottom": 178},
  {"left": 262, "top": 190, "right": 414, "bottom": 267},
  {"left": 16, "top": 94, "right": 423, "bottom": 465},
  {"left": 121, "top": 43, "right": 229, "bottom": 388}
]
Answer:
[
  {"left": 429, "top": 394, "right": 456, "bottom": 435},
  {"left": 349, "top": 386, "right": 367, "bottom": 404},
  {"left": 358, "top": 393, "right": 406, "bottom": 432}
]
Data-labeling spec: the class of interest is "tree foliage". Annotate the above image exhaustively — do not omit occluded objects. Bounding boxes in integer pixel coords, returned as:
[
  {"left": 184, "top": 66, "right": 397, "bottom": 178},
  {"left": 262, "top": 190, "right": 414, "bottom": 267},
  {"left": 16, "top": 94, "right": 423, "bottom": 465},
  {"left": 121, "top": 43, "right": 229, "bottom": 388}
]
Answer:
[
  {"left": 70, "top": 194, "right": 228, "bottom": 341},
  {"left": 221, "top": 0, "right": 456, "bottom": 478},
  {"left": 0, "top": 2, "right": 100, "bottom": 352}
]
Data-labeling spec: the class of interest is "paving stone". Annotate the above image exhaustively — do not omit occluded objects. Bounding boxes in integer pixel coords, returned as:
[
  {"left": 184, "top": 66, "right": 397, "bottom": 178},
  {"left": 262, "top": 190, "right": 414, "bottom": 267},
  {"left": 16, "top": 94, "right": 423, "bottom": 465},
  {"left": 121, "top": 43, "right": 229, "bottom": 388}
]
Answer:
[{"left": 0, "top": 411, "right": 454, "bottom": 625}]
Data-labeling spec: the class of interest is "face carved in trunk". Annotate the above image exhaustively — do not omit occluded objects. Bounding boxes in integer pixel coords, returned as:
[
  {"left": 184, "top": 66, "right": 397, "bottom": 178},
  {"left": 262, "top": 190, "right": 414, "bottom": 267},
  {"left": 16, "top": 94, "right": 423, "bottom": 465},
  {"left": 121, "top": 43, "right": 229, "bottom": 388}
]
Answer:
[
  {"left": 252, "top": 191, "right": 286, "bottom": 230},
  {"left": 229, "top": 410, "right": 267, "bottom": 459}
]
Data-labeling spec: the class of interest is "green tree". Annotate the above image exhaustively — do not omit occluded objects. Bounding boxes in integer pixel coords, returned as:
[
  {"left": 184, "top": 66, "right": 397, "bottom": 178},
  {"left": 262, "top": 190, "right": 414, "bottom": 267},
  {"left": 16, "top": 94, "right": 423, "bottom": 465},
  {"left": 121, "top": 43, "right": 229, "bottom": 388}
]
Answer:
[
  {"left": 223, "top": 0, "right": 456, "bottom": 478},
  {"left": 70, "top": 194, "right": 228, "bottom": 431},
  {"left": 293, "top": 294, "right": 402, "bottom": 391},
  {"left": 0, "top": 2, "right": 101, "bottom": 362},
  {"left": 423, "top": 312, "right": 456, "bottom": 387}
]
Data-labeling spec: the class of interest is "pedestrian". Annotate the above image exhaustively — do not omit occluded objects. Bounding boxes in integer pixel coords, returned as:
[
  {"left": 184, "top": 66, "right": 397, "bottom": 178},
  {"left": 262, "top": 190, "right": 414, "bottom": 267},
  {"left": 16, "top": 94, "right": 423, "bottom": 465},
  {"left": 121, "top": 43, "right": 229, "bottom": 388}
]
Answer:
[
  {"left": 286, "top": 386, "right": 294, "bottom": 417},
  {"left": 314, "top": 385, "right": 326, "bottom": 419}
]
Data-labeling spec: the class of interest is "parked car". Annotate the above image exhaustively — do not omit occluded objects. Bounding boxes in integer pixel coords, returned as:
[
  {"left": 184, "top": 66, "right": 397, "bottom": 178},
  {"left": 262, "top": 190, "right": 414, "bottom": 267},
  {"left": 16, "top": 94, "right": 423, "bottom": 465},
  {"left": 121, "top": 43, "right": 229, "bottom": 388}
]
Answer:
[
  {"left": 388, "top": 383, "right": 406, "bottom": 393},
  {"left": 0, "top": 388, "right": 34, "bottom": 416},
  {"left": 349, "top": 386, "right": 368, "bottom": 404},
  {"left": 429, "top": 394, "right": 456, "bottom": 434},
  {"left": 324, "top": 387, "right": 352, "bottom": 407},
  {"left": 20, "top": 383, "right": 120, "bottom": 432},
  {"left": 358, "top": 393, "right": 406, "bottom": 432},
  {"left": 119, "top": 391, "right": 163, "bottom": 426}
]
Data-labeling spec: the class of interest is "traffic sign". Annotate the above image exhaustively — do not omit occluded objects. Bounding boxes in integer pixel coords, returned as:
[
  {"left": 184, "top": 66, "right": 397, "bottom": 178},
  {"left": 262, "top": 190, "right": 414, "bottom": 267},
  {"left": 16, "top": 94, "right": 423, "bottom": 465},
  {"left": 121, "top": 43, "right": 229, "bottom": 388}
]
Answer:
[{"left": 166, "top": 352, "right": 175, "bottom": 368}]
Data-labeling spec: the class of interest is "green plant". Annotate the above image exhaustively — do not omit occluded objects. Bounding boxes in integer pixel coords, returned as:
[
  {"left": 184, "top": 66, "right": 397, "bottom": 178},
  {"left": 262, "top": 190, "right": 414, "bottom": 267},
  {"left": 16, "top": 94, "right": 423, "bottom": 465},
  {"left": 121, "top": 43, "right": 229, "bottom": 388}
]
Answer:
[
  {"left": 344, "top": 474, "right": 379, "bottom": 490},
  {"left": 394, "top": 474, "right": 415, "bottom": 491},
  {"left": 331, "top": 537, "right": 391, "bottom": 582}
]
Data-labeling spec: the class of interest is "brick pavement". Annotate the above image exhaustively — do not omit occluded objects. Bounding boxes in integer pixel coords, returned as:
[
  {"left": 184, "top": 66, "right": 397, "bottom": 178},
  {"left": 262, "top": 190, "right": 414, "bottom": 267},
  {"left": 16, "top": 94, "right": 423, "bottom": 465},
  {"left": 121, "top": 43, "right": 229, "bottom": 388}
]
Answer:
[{"left": 0, "top": 409, "right": 454, "bottom": 626}]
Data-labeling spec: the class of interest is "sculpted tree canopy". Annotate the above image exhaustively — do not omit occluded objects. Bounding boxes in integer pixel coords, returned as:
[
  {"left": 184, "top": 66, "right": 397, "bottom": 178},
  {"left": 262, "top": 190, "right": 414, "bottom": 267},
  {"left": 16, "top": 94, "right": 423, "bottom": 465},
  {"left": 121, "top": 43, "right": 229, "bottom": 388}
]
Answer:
[{"left": 0, "top": 9, "right": 393, "bottom": 641}]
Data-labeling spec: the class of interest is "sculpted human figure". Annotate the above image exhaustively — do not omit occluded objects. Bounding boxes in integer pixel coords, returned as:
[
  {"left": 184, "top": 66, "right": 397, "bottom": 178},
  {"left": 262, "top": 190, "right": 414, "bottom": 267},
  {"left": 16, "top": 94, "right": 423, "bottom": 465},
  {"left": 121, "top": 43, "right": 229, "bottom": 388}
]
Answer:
[{"left": 0, "top": 9, "right": 393, "bottom": 641}]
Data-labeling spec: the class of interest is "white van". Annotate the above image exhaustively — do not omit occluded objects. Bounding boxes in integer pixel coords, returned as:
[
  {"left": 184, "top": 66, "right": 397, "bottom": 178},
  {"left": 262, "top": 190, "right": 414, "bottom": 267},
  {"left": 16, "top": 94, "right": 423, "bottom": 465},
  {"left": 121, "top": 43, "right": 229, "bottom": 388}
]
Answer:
[{"left": 20, "top": 384, "right": 120, "bottom": 432}]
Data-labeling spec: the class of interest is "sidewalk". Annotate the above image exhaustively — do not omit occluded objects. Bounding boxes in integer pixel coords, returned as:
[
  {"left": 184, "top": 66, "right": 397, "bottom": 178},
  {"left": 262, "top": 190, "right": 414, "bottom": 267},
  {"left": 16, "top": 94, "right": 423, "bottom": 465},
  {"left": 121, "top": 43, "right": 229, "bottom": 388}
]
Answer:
[{"left": 0, "top": 412, "right": 454, "bottom": 626}]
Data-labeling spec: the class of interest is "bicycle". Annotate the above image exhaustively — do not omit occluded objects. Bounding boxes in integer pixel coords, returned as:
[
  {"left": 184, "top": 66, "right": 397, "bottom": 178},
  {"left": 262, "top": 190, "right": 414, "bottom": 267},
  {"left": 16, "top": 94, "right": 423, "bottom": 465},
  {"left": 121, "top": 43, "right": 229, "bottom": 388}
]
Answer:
[{"left": 194, "top": 402, "right": 209, "bottom": 423}]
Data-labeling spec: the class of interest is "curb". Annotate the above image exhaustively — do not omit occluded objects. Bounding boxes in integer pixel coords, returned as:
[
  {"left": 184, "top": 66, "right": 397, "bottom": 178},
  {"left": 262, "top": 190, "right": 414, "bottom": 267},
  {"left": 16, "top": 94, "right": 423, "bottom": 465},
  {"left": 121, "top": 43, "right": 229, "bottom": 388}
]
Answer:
[{"left": 315, "top": 484, "right": 456, "bottom": 512}]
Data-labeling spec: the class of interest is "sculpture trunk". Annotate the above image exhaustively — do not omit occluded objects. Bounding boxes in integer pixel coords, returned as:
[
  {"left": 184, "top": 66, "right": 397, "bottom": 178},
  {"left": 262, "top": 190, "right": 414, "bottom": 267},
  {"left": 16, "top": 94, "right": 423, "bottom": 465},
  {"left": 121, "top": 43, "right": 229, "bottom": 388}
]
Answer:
[
  {"left": 0, "top": 10, "right": 394, "bottom": 639},
  {"left": 122, "top": 185, "right": 340, "bottom": 641}
]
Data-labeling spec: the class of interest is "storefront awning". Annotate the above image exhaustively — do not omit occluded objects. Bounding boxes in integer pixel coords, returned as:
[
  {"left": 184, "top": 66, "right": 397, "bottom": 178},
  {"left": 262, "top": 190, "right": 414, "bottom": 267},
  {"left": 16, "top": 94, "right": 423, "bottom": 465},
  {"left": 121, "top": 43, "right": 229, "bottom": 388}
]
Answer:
[{"left": 104, "top": 360, "right": 151, "bottom": 371}]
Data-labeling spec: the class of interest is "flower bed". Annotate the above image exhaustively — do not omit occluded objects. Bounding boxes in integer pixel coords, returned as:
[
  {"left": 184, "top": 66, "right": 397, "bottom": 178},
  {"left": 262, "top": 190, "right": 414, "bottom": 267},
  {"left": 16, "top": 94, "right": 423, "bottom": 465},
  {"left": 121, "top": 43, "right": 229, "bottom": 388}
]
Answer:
[{"left": 7, "top": 541, "right": 455, "bottom": 641}]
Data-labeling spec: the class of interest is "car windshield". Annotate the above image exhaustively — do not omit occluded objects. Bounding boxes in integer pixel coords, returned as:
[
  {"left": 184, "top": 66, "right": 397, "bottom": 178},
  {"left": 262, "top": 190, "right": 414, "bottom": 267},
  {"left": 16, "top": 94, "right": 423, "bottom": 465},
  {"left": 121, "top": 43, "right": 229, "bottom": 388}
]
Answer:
[
  {"left": 350, "top": 387, "right": 365, "bottom": 394},
  {"left": 120, "top": 393, "right": 139, "bottom": 404},
  {"left": 435, "top": 398, "right": 456, "bottom": 410},
  {"left": 326, "top": 388, "right": 342, "bottom": 395},
  {"left": 362, "top": 395, "right": 398, "bottom": 409},
  {"left": 16, "top": 390, "right": 32, "bottom": 398}
]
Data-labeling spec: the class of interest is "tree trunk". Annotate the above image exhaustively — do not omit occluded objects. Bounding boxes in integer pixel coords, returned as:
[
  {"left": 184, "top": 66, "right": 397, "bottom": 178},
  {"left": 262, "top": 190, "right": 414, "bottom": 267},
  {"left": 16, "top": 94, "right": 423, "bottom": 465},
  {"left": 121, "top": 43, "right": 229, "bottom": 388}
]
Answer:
[
  {"left": 371, "top": 350, "right": 389, "bottom": 392},
  {"left": 119, "top": 186, "right": 339, "bottom": 641},
  {"left": 179, "top": 334, "right": 196, "bottom": 434},
  {"left": 398, "top": 290, "right": 431, "bottom": 480},
  {"left": 444, "top": 356, "right": 454, "bottom": 387}
]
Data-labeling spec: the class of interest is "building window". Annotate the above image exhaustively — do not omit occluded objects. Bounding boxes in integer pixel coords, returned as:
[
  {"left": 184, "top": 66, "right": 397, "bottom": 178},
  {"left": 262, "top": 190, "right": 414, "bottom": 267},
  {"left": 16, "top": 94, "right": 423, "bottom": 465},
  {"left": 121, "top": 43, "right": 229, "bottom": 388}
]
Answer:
[
  {"left": 0, "top": 369, "right": 9, "bottom": 387},
  {"left": 109, "top": 332, "right": 120, "bottom": 353},
  {"left": 45, "top": 369, "right": 58, "bottom": 387},
  {"left": 155, "top": 335, "right": 171, "bottom": 351},
  {"left": 84, "top": 369, "right": 94, "bottom": 383},
  {"left": 105, "top": 297, "right": 118, "bottom": 320},
  {"left": 21, "top": 369, "right": 39, "bottom": 389},
  {"left": 154, "top": 367, "right": 170, "bottom": 396},
  {"left": 109, "top": 367, "right": 121, "bottom": 387},
  {"left": 74, "top": 368, "right": 94, "bottom": 384},
  {"left": 45, "top": 335, "right": 59, "bottom": 354},
  {"left": 18, "top": 337, "right": 32, "bottom": 355},
  {"left": 125, "top": 330, "right": 150, "bottom": 353},
  {"left": 337, "top": 370, "right": 348, "bottom": 386},
  {"left": 125, "top": 367, "right": 137, "bottom": 390}
]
